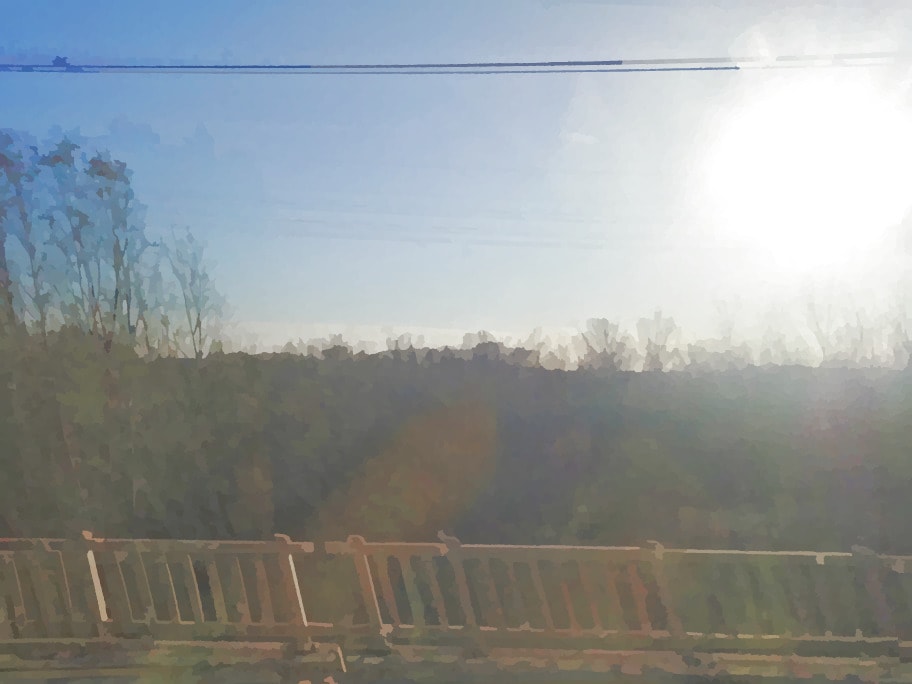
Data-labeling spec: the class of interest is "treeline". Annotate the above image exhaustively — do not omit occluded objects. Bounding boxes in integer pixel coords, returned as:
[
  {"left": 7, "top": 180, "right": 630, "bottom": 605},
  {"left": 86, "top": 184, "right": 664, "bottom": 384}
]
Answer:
[
  {"left": 1, "top": 330, "right": 911, "bottom": 553},
  {"left": 285, "top": 307, "right": 912, "bottom": 372}
]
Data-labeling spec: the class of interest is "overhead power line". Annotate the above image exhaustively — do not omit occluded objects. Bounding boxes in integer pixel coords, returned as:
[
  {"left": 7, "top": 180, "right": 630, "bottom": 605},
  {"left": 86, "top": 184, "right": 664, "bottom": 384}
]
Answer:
[{"left": 0, "top": 52, "right": 904, "bottom": 76}]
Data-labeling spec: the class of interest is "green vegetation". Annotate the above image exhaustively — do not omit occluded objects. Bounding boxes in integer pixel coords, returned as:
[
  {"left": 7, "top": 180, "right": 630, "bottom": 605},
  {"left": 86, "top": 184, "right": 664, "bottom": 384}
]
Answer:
[{"left": 1, "top": 329, "right": 910, "bottom": 553}]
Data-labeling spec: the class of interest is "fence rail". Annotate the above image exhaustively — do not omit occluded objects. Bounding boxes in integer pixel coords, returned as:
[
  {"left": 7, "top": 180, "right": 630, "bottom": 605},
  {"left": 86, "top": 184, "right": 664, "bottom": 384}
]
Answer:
[{"left": 3, "top": 533, "right": 912, "bottom": 663}]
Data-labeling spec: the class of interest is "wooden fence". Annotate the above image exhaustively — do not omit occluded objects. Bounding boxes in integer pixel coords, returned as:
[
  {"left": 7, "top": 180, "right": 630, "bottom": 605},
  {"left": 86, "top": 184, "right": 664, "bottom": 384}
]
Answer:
[
  {"left": 3, "top": 533, "right": 912, "bottom": 661},
  {"left": 0, "top": 532, "right": 320, "bottom": 647},
  {"left": 324, "top": 536, "right": 912, "bottom": 658}
]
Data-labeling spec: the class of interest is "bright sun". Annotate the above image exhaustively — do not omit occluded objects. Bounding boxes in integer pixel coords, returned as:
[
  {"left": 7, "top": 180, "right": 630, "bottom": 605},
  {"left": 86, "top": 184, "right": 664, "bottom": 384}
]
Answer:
[{"left": 703, "top": 72, "right": 912, "bottom": 275}]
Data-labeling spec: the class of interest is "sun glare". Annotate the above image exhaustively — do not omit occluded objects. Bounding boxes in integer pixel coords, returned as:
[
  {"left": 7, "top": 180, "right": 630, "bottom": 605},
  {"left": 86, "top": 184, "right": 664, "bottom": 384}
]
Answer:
[{"left": 703, "top": 73, "right": 912, "bottom": 276}]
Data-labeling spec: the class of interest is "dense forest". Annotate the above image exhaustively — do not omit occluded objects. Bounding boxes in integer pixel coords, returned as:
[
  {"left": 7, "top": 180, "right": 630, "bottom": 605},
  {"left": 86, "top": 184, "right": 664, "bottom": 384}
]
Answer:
[{"left": 2, "top": 128, "right": 912, "bottom": 554}]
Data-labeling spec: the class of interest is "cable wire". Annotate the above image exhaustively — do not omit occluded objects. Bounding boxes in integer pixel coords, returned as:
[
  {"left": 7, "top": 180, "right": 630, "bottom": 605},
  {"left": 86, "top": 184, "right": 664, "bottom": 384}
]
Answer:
[{"left": 0, "top": 52, "right": 904, "bottom": 76}]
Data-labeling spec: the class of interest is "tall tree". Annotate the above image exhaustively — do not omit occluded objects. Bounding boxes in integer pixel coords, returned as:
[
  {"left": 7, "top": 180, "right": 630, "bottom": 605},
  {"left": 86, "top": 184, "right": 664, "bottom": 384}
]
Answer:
[
  {"left": 0, "top": 130, "right": 29, "bottom": 331},
  {"left": 83, "top": 151, "right": 153, "bottom": 343},
  {"left": 636, "top": 310, "right": 680, "bottom": 371},
  {"left": 164, "top": 227, "right": 224, "bottom": 359},
  {"left": 0, "top": 131, "right": 176, "bottom": 354},
  {"left": 578, "top": 318, "right": 633, "bottom": 371},
  {"left": 37, "top": 136, "right": 102, "bottom": 333}
]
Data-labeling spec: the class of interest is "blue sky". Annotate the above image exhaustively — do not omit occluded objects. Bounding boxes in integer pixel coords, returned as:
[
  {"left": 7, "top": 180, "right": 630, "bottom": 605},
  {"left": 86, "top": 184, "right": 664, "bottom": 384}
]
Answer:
[{"left": 3, "top": 1, "right": 912, "bottom": 348}]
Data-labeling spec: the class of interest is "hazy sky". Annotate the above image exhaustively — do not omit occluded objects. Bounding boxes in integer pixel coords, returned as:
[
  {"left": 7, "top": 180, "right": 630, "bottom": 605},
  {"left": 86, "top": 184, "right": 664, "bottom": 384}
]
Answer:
[{"left": 4, "top": 1, "right": 912, "bottom": 348}]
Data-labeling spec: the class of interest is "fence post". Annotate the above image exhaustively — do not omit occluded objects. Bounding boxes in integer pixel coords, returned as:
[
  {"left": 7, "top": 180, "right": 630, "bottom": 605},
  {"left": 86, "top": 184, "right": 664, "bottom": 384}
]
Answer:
[
  {"left": 438, "top": 532, "right": 486, "bottom": 656},
  {"left": 344, "top": 535, "right": 391, "bottom": 654},
  {"left": 81, "top": 531, "right": 111, "bottom": 638},
  {"left": 853, "top": 546, "right": 894, "bottom": 637},
  {"left": 648, "top": 541, "right": 683, "bottom": 637},
  {"left": 275, "top": 533, "right": 314, "bottom": 651}
]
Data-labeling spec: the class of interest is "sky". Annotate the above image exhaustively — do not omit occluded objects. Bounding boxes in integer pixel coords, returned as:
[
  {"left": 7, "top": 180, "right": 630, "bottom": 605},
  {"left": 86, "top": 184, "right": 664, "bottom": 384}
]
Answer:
[{"left": 3, "top": 1, "right": 912, "bottom": 350}]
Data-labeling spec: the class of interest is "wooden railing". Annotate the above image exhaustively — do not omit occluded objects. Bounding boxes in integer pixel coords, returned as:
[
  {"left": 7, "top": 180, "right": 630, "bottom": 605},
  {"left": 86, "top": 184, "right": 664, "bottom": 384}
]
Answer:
[
  {"left": 324, "top": 537, "right": 912, "bottom": 658},
  {"left": 0, "top": 532, "right": 320, "bottom": 647},
  {"left": 0, "top": 537, "right": 103, "bottom": 640},
  {"left": 3, "top": 533, "right": 912, "bottom": 662}
]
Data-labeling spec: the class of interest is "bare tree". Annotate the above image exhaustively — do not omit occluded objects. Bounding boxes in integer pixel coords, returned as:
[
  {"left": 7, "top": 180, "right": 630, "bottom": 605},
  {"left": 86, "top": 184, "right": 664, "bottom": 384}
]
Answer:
[
  {"left": 83, "top": 151, "right": 155, "bottom": 344},
  {"left": 0, "top": 130, "right": 31, "bottom": 330},
  {"left": 713, "top": 299, "right": 740, "bottom": 348},
  {"left": 805, "top": 298, "right": 837, "bottom": 365},
  {"left": 0, "top": 147, "right": 18, "bottom": 330},
  {"left": 12, "top": 148, "right": 56, "bottom": 338},
  {"left": 579, "top": 318, "right": 631, "bottom": 371},
  {"left": 37, "top": 136, "right": 103, "bottom": 334},
  {"left": 164, "top": 227, "right": 224, "bottom": 359},
  {"left": 636, "top": 310, "right": 679, "bottom": 371},
  {"left": 387, "top": 332, "right": 415, "bottom": 351},
  {"left": 7, "top": 134, "right": 169, "bottom": 354}
]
